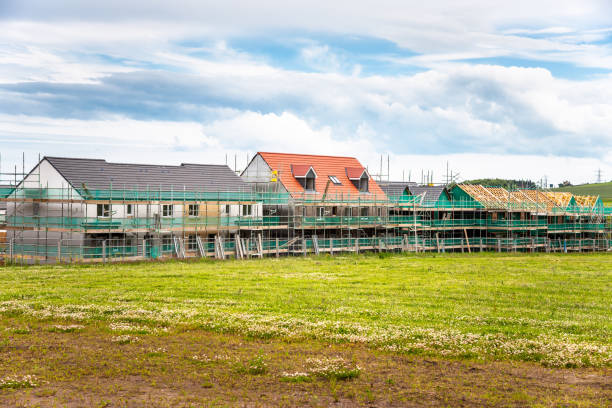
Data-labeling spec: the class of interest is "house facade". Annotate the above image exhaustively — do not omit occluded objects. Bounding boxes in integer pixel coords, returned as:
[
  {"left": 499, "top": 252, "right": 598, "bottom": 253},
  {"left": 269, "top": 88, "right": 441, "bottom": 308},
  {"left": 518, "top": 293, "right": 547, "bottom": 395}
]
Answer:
[
  {"left": 0, "top": 154, "right": 610, "bottom": 263},
  {"left": 241, "top": 152, "right": 395, "bottom": 252},
  {"left": 5, "top": 157, "right": 262, "bottom": 260}
]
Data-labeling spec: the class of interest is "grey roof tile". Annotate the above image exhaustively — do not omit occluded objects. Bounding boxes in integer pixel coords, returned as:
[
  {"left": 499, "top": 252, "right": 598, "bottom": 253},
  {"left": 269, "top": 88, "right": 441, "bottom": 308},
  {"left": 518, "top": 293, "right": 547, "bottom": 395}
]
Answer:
[
  {"left": 45, "top": 157, "right": 251, "bottom": 192},
  {"left": 407, "top": 185, "right": 446, "bottom": 204},
  {"left": 378, "top": 181, "right": 417, "bottom": 197}
]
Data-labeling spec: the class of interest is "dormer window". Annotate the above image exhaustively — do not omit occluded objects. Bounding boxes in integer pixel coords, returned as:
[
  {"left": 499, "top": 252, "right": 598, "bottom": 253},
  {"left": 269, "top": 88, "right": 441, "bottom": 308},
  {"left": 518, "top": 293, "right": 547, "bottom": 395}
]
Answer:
[
  {"left": 358, "top": 175, "right": 368, "bottom": 192},
  {"left": 346, "top": 167, "right": 370, "bottom": 193},
  {"left": 304, "top": 171, "right": 316, "bottom": 191},
  {"left": 292, "top": 164, "right": 317, "bottom": 192}
]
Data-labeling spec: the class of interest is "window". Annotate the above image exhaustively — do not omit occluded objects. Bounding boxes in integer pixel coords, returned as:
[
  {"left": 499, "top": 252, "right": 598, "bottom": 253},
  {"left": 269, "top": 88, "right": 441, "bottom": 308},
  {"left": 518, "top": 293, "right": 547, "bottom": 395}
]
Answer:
[
  {"left": 186, "top": 235, "right": 198, "bottom": 251},
  {"left": 97, "top": 204, "right": 110, "bottom": 217},
  {"left": 223, "top": 204, "right": 231, "bottom": 215},
  {"left": 126, "top": 204, "right": 133, "bottom": 216},
  {"left": 242, "top": 204, "right": 252, "bottom": 216},
  {"left": 162, "top": 235, "right": 173, "bottom": 249},
  {"left": 296, "top": 168, "right": 317, "bottom": 192},
  {"left": 317, "top": 207, "right": 325, "bottom": 217},
  {"left": 344, "top": 207, "right": 352, "bottom": 217},
  {"left": 188, "top": 204, "right": 199, "bottom": 217},
  {"left": 358, "top": 176, "right": 369, "bottom": 193},
  {"left": 329, "top": 175, "right": 341, "bottom": 185},
  {"left": 162, "top": 204, "right": 173, "bottom": 217},
  {"left": 349, "top": 172, "right": 369, "bottom": 193},
  {"left": 305, "top": 175, "right": 315, "bottom": 191},
  {"left": 360, "top": 207, "right": 368, "bottom": 217}
]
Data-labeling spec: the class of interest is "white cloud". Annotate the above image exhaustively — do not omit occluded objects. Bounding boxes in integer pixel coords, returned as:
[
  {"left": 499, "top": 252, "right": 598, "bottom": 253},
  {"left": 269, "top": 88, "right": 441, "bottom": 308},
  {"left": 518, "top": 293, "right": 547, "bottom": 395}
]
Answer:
[
  {"left": 1, "top": 1, "right": 611, "bottom": 185},
  {"left": 300, "top": 44, "right": 343, "bottom": 72},
  {"left": 202, "top": 111, "right": 375, "bottom": 156},
  {"left": 2, "top": 1, "right": 611, "bottom": 69},
  {"left": 0, "top": 114, "right": 217, "bottom": 149},
  {"left": 0, "top": 112, "right": 610, "bottom": 185},
  {"left": 2, "top": 56, "right": 611, "bottom": 159}
]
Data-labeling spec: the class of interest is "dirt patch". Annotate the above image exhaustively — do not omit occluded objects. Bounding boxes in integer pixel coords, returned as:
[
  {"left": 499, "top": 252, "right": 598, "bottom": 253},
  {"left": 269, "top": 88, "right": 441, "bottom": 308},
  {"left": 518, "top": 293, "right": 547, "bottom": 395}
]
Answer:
[{"left": 0, "top": 318, "right": 610, "bottom": 407}]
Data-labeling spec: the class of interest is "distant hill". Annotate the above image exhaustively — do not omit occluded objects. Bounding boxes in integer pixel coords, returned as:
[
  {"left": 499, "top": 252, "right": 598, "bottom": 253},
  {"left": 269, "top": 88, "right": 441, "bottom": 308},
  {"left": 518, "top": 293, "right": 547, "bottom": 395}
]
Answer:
[
  {"left": 462, "top": 179, "right": 537, "bottom": 189},
  {"left": 552, "top": 182, "right": 612, "bottom": 204}
]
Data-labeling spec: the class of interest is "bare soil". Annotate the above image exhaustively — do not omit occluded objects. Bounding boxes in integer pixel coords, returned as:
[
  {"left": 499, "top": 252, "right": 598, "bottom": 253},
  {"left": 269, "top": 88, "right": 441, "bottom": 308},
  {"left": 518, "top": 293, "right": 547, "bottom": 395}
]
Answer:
[{"left": 1, "top": 318, "right": 610, "bottom": 407}]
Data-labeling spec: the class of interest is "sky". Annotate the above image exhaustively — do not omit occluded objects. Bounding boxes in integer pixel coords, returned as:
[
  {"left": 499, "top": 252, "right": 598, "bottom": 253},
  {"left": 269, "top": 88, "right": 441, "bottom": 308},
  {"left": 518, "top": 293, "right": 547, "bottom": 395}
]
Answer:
[{"left": 1, "top": 1, "right": 611, "bottom": 186}]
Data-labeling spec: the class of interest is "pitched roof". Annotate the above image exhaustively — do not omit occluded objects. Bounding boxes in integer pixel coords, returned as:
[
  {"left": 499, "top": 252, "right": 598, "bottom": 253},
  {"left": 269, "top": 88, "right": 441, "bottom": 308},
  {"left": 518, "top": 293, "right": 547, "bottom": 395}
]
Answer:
[
  {"left": 44, "top": 157, "right": 251, "bottom": 192},
  {"left": 574, "top": 194, "right": 599, "bottom": 208},
  {"left": 456, "top": 184, "right": 513, "bottom": 208},
  {"left": 345, "top": 167, "right": 367, "bottom": 180},
  {"left": 256, "top": 152, "right": 387, "bottom": 200},
  {"left": 512, "top": 190, "right": 560, "bottom": 211},
  {"left": 378, "top": 181, "right": 417, "bottom": 198},
  {"left": 291, "top": 164, "right": 316, "bottom": 178},
  {"left": 407, "top": 185, "right": 446, "bottom": 204},
  {"left": 544, "top": 192, "right": 574, "bottom": 208}
]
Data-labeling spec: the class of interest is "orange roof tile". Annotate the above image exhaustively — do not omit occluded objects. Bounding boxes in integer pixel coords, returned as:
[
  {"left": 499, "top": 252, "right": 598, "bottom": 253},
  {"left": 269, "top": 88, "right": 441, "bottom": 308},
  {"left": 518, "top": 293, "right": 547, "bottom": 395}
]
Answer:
[
  {"left": 291, "top": 164, "right": 315, "bottom": 177},
  {"left": 258, "top": 152, "right": 387, "bottom": 200},
  {"left": 345, "top": 166, "right": 367, "bottom": 179}
]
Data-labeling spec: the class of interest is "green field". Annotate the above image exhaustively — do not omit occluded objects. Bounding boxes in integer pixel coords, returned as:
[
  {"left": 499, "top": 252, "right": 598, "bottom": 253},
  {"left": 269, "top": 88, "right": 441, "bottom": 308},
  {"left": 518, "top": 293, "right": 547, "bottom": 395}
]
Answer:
[
  {"left": 1, "top": 254, "right": 611, "bottom": 407},
  {"left": 1, "top": 253, "right": 610, "bottom": 368},
  {"left": 553, "top": 181, "right": 612, "bottom": 204}
]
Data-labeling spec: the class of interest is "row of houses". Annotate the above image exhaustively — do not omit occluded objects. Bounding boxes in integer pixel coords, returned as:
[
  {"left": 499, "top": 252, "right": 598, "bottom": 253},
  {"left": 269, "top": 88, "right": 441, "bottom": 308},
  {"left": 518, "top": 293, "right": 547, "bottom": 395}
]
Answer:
[{"left": 0, "top": 152, "right": 610, "bottom": 263}]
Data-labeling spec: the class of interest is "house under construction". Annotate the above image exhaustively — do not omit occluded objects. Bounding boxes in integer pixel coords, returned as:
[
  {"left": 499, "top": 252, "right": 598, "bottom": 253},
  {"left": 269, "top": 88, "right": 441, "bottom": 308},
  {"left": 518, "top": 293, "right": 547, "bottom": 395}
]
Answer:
[{"left": 1, "top": 153, "right": 610, "bottom": 264}]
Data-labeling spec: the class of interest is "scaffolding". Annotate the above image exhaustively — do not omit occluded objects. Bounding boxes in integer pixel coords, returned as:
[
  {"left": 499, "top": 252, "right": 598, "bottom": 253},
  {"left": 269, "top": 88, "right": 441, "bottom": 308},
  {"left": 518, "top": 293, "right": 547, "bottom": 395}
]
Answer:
[{"left": 0, "top": 178, "right": 610, "bottom": 264}]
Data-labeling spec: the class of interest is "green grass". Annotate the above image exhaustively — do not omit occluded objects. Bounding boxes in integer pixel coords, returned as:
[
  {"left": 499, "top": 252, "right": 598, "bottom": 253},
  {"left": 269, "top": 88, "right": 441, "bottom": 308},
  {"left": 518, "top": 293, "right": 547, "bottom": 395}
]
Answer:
[
  {"left": 553, "top": 181, "right": 612, "bottom": 202},
  {"left": 0, "top": 253, "right": 610, "bottom": 367}
]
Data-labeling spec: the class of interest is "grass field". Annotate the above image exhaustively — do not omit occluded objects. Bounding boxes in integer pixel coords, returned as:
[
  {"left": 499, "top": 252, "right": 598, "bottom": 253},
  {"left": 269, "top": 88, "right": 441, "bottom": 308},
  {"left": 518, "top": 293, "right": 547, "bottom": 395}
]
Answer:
[
  {"left": 553, "top": 181, "right": 612, "bottom": 204},
  {"left": 1, "top": 253, "right": 611, "bottom": 406}
]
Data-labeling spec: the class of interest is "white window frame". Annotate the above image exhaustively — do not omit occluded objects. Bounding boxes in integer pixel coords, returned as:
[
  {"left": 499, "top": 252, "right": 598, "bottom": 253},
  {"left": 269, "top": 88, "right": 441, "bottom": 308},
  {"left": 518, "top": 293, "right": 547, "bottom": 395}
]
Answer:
[
  {"left": 188, "top": 204, "right": 199, "bottom": 217},
  {"left": 162, "top": 204, "right": 174, "bottom": 217},
  {"left": 97, "top": 204, "right": 111, "bottom": 218},
  {"left": 241, "top": 204, "right": 253, "bottom": 217},
  {"left": 126, "top": 204, "right": 133, "bottom": 216}
]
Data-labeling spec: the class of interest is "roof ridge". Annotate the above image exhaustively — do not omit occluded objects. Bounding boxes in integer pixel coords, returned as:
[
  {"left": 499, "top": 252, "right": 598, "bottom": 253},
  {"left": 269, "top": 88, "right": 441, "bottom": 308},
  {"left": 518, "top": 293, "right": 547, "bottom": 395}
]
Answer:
[
  {"left": 45, "top": 156, "right": 105, "bottom": 162},
  {"left": 48, "top": 156, "right": 230, "bottom": 169},
  {"left": 258, "top": 151, "right": 359, "bottom": 160}
]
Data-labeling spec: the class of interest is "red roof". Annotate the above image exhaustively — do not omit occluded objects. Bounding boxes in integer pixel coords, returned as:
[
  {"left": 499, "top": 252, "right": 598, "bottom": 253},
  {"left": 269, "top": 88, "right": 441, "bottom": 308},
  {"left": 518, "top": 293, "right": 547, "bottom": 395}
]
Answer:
[
  {"left": 291, "top": 164, "right": 315, "bottom": 177},
  {"left": 257, "top": 152, "right": 387, "bottom": 200},
  {"left": 345, "top": 166, "right": 367, "bottom": 180}
]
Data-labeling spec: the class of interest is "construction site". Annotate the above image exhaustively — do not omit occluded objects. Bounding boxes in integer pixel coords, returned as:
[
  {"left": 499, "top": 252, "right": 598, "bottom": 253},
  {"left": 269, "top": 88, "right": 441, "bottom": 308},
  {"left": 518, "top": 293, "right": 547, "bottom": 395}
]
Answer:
[{"left": 1, "top": 153, "right": 610, "bottom": 264}]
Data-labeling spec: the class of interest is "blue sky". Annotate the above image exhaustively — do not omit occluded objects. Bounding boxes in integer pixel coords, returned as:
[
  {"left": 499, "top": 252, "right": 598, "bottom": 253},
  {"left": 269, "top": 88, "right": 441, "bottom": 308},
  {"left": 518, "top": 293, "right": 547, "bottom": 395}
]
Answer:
[{"left": 1, "top": 0, "right": 611, "bottom": 184}]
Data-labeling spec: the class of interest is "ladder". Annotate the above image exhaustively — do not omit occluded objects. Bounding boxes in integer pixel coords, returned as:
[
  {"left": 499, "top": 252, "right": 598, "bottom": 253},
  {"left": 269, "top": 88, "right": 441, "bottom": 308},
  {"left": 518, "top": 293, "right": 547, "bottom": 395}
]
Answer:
[
  {"left": 214, "top": 235, "right": 226, "bottom": 259},
  {"left": 256, "top": 233, "right": 264, "bottom": 258},
  {"left": 195, "top": 235, "right": 206, "bottom": 258},
  {"left": 234, "top": 234, "right": 244, "bottom": 259},
  {"left": 173, "top": 236, "right": 185, "bottom": 258},
  {"left": 312, "top": 235, "right": 320, "bottom": 255}
]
